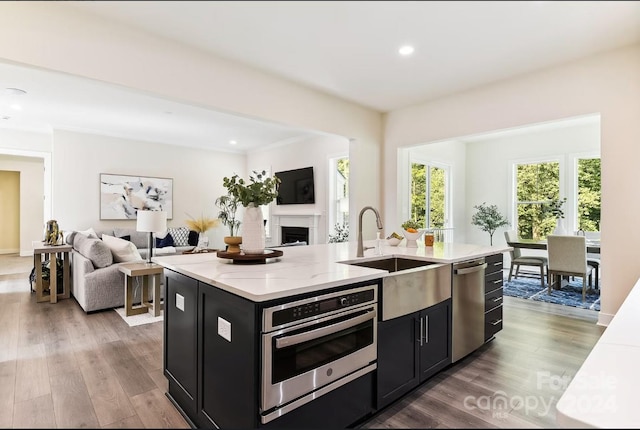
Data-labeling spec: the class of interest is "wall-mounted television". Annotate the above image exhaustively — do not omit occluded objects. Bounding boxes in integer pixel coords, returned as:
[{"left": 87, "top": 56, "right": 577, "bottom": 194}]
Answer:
[{"left": 275, "top": 166, "right": 315, "bottom": 205}]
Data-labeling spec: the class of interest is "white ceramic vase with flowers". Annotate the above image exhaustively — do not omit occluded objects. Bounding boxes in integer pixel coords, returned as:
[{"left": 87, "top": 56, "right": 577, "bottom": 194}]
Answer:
[{"left": 401, "top": 219, "right": 424, "bottom": 248}]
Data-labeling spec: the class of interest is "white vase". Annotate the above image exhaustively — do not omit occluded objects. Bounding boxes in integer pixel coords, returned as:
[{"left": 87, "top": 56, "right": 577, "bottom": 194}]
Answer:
[
  {"left": 553, "top": 218, "right": 566, "bottom": 235},
  {"left": 241, "top": 203, "right": 265, "bottom": 254}
]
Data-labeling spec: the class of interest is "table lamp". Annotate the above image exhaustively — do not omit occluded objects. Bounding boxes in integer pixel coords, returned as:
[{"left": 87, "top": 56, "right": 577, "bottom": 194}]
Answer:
[{"left": 136, "top": 210, "right": 167, "bottom": 264}]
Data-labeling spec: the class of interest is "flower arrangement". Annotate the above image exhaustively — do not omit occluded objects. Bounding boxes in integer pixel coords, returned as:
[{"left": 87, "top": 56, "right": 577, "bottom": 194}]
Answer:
[
  {"left": 222, "top": 170, "right": 281, "bottom": 207},
  {"left": 328, "top": 222, "right": 349, "bottom": 243},
  {"left": 401, "top": 219, "right": 421, "bottom": 233},
  {"left": 185, "top": 213, "right": 219, "bottom": 233},
  {"left": 545, "top": 197, "right": 567, "bottom": 219}
]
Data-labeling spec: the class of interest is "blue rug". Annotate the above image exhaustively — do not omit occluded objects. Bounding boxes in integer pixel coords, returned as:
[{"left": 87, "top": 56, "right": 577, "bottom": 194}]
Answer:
[{"left": 503, "top": 276, "right": 600, "bottom": 311}]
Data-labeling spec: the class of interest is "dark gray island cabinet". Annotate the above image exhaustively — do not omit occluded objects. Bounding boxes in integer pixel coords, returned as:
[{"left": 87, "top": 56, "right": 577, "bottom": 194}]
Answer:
[{"left": 163, "top": 269, "right": 379, "bottom": 429}]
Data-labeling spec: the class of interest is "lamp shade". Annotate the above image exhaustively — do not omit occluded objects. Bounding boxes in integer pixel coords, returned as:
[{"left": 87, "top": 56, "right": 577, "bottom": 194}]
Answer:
[{"left": 136, "top": 210, "right": 167, "bottom": 233}]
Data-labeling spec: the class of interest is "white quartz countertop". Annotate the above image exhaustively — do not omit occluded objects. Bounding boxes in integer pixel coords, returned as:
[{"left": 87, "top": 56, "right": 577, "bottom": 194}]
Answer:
[
  {"left": 153, "top": 241, "right": 511, "bottom": 302},
  {"left": 556, "top": 277, "right": 640, "bottom": 428}
]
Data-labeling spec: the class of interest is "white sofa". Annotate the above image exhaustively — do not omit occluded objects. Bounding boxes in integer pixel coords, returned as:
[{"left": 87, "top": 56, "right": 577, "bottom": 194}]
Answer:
[{"left": 67, "top": 227, "right": 196, "bottom": 312}]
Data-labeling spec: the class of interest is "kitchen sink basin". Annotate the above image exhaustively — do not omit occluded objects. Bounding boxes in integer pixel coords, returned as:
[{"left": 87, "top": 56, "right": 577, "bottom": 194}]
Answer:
[
  {"left": 346, "top": 257, "right": 435, "bottom": 273},
  {"left": 341, "top": 257, "right": 451, "bottom": 321}
]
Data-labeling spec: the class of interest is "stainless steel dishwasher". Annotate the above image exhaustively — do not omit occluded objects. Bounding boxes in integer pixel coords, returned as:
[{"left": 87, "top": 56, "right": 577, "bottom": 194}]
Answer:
[{"left": 452, "top": 258, "right": 487, "bottom": 362}]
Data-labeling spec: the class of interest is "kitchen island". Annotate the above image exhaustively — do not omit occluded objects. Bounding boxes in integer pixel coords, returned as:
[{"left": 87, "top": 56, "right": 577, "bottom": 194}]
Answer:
[{"left": 154, "top": 241, "right": 511, "bottom": 429}]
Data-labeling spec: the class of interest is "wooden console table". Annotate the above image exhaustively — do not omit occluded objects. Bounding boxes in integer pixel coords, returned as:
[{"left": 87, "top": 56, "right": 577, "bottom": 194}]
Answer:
[
  {"left": 32, "top": 242, "right": 72, "bottom": 303},
  {"left": 119, "top": 263, "right": 164, "bottom": 317}
]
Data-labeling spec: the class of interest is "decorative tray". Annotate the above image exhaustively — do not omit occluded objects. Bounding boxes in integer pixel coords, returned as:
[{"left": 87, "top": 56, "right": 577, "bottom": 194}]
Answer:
[{"left": 216, "top": 249, "right": 283, "bottom": 264}]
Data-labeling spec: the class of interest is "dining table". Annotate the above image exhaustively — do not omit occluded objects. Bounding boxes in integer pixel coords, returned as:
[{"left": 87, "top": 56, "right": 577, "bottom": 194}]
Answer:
[{"left": 506, "top": 238, "right": 600, "bottom": 290}]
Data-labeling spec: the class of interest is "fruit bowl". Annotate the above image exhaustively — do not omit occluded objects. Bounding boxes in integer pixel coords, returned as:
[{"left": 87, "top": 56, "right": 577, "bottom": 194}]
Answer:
[{"left": 402, "top": 229, "right": 424, "bottom": 248}]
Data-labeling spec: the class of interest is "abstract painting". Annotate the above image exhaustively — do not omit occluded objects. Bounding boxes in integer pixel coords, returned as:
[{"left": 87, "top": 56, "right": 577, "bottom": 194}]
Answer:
[{"left": 100, "top": 173, "right": 173, "bottom": 220}]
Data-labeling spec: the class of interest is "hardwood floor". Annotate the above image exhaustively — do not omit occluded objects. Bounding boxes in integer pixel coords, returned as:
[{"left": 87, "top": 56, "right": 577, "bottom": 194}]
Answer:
[{"left": 0, "top": 254, "right": 605, "bottom": 428}]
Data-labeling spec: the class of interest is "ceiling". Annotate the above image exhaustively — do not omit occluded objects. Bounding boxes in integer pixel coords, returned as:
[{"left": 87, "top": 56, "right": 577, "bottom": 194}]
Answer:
[{"left": 1, "top": 1, "right": 639, "bottom": 151}]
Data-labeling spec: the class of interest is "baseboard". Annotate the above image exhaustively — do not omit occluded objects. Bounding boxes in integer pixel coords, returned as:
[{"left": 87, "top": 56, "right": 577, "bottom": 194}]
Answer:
[
  {"left": 597, "top": 312, "right": 614, "bottom": 327},
  {"left": 0, "top": 248, "right": 20, "bottom": 255}
]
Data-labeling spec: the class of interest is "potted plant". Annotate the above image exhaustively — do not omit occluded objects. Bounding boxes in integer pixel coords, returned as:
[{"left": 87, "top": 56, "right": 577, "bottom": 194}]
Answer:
[
  {"left": 471, "top": 202, "right": 509, "bottom": 245},
  {"left": 215, "top": 194, "right": 242, "bottom": 253},
  {"left": 545, "top": 197, "right": 567, "bottom": 235},
  {"left": 222, "top": 170, "right": 280, "bottom": 254}
]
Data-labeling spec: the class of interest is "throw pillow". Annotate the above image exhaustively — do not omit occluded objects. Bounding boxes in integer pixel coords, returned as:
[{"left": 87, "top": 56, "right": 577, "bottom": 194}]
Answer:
[
  {"left": 77, "top": 227, "right": 98, "bottom": 239},
  {"left": 73, "top": 234, "right": 113, "bottom": 268},
  {"left": 156, "top": 233, "right": 175, "bottom": 248},
  {"left": 188, "top": 230, "right": 199, "bottom": 246},
  {"left": 101, "top": 234, "right": 143, "bottom": 263},
  {"left": 118, "top": 235, "right": 131, "bottom": 242},
  {"left": 168, "top": 227, "right": 190, "bottom": 246}
]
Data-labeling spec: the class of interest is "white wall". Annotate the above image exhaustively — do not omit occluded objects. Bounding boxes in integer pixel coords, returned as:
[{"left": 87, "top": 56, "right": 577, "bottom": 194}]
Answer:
[
  {"left": 464, "top": 119, "right": 600, "bottom": 248},
  {"left": 0, "top": 155, "right": 44, "bottom": 255},
  {"left": 247, "top": 134, "right": 349, "bottom": 245},
  {"left": 0, "top": 2, "right": 383, "bottom": 240},
  {"left": 385, "top": 44, "right": 640, "bottom": 324},
  {"left": 51, "top": 130, "right": 245, "bottom": 250},
  {"left": 0, "top": 129, "right": 51, "bottom": 255}
]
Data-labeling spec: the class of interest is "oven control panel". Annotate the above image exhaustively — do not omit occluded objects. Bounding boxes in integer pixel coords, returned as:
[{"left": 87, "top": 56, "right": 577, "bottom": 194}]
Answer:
[{"left": 270, "top": 288, "right": 376, "bottom": 328}]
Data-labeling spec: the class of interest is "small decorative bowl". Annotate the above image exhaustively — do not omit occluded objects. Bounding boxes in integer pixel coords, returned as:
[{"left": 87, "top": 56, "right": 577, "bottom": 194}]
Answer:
[
  {"left": 402, "top": 229, "right": 424, "bottom": 248},
  {"left": 387, "top": 237, "right": 402, "bottom": 246}
]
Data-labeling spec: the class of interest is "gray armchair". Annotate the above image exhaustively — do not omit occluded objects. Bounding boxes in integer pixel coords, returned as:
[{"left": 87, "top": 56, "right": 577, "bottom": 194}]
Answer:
[{"left": 504, "top": 230, "right": 548, "bottom": 288}]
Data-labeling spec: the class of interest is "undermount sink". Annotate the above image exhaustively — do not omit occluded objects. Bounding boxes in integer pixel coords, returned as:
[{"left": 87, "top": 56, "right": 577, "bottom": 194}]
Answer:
[{"left": 346, "top": 257, "right": 436, "bottom": 273}]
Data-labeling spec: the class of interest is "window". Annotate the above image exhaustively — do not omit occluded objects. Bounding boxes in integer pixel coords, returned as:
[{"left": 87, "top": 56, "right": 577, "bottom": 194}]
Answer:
[
  {"left": 410, "top": 161, "right": 449, "bottom": 229},
  {"left": 328, "top": 155, "right": 349, "bottom": 240},
  {"left": 514, "top": 155, "right": 601, "bottom": 240},
  {"left": 515, "top": 160, "right": 560, "bottom": 240},
  {"left": 576, "top": 157, "right": 601, "bottom": 232}
]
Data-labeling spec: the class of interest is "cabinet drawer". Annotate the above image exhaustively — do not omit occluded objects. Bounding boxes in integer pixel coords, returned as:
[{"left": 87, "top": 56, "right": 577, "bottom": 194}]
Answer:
[
  {"left": 484, "top": 253, "right": 504, "bottom": 275},
  {"left": 485, "top": 270, "right": 503, "bottom": 294},
  {"left": 485, "top": 305, "right": 503, "bottom": 341},
  {"left": 485, "top": 287, "right": 503, "bottom": 312}
]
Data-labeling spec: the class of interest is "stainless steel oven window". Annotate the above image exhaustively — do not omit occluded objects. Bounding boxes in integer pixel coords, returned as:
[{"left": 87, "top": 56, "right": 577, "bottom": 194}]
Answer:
[{"left": 261, "top": 304, "right": 377, "bottom": 413}]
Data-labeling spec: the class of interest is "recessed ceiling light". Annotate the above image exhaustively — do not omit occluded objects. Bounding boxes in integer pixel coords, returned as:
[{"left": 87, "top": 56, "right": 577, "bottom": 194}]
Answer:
[
  {"left": 4, "top": 87, "right": 27, "bottom": 96},
  {"left": 229, "top": 140, "right": 237, "bottom": 145},
  {"left": 398, "top": 45, "right": 415, "bottom": 56},
  {"left": 10, "top": 104, "right": 22, "bottom": 111}
]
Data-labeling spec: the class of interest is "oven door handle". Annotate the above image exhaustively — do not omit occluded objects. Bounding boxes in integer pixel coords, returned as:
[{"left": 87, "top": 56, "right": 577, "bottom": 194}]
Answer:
[{"left": 275, "top": 309, "right": 376, "bottom": 349}]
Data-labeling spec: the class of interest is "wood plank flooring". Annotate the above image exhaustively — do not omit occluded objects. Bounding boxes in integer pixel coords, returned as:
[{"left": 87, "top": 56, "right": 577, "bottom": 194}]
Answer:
[{"left": 0, "top": 254, "right": 605, "bottom": 428}]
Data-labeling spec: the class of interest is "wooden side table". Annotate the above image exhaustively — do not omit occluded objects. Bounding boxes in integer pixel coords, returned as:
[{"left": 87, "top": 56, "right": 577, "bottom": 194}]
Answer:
[
  {"left": 32, "top": 242, "right": 72, "bottom": 304},
  {"left": 118, "top": 263, "right": 164, "bottom": 317}
]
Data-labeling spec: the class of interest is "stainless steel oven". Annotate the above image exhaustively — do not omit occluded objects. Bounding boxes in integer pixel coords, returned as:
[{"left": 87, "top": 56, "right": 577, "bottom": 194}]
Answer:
[{"left": 261, "top": 284, "right": 378, "bottom": 424}]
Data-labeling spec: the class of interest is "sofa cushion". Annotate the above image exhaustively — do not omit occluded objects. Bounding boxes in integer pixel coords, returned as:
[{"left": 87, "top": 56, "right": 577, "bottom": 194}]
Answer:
[
  {"left": 102, "top": 234, "right": 143, "bottom": 262},
  {"left": 168, "top": 227, "right": 190, "bottom": 246},
  {"left": 113, "top": 228, "right": 148, "bottom": 249},
  {"left": 156, "top": 233, "right": 175, "bottom": 248},
  {"left": 73, "top": 233, "right": 113, "bottom": 268},
  {"left": 77, "top": 227, "right": 98, "bottom": 239}
]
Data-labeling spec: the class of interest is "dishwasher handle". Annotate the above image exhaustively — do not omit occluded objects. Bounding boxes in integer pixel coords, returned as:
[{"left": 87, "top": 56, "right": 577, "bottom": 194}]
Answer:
[{"left": 454, "top": 262, "right": 487, "bottom": 275}]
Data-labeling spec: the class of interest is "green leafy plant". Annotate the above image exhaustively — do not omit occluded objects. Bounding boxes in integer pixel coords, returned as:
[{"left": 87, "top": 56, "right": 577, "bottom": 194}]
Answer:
[
  {"left": 328, "top": 222, "right": 349, "bottom": 243},
  {"left": 401, "top": 219, "right": 421, "bottom": 231},
  {"left": 545, "top": 197, "right": 567, "bottom": 219},
  {"left": 215, "top": 194, "right": 241, "bottom": 236},
  {"left": 222, "top": 170, "right": 280, "bottom": 207},
  {"left": 471, "top": 202, "right": 509, "bottom": 245}
]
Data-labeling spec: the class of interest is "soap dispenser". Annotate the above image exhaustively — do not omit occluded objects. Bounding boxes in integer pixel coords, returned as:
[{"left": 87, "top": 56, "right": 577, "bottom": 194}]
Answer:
[{"left": 376, "top": 232, "right": 383, "bottom": 255}]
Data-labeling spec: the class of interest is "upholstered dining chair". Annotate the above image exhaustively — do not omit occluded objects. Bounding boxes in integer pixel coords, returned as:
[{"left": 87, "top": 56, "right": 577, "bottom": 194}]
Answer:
[
  {"left": 546, "top": 235, "right": 594, "bottom": 302},
  {"left": 504, "top": 230, "right": 548, "bottom": 288}
]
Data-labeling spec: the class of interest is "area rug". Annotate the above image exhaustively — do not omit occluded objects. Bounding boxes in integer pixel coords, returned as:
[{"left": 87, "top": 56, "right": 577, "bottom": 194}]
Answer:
[
  {"left": 114, "top": 307, "right": 164, "bottom": 327},
  {"left": 503, "top": 277, "right": 601, "bottom": 311}
]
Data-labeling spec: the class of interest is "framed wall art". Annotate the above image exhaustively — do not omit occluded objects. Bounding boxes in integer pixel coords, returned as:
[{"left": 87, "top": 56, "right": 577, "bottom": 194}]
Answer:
[{"left": 100, "top": 173, "right": 173, "bottom": 220}]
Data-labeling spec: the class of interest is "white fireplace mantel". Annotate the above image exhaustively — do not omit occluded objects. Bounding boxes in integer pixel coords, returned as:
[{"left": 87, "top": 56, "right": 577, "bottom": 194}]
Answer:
[{"left": 270, "top": 213, "right": 322, "bottom": 245}]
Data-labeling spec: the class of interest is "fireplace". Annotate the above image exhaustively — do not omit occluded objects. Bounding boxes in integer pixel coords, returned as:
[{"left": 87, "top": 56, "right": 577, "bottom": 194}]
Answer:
[
  {"left": 281, "top": 226, "right": 309, "bottom": 245},
  {"left": 270, "top": 213, "right": 321, "bottom": 246}
]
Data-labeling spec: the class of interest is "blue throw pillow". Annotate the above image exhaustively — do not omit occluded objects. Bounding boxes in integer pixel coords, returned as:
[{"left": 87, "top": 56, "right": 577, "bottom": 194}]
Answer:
[
  {"left": 118, "top": 235, "right": 131, "bottom": 242},
  {"left": 156, "top": 234, "right": 175, "bottom": 248},
  {"left": 188, "top": 230, "right": 199, "bottom": 246}
]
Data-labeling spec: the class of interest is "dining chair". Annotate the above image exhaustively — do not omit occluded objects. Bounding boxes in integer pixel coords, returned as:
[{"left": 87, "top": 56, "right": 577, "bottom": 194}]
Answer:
[
  {"left": 546, "top": 235, "right": 594, "bottom": 302},
  {"left": 504, "top": 230, "right": 548, "bottom": 288}
]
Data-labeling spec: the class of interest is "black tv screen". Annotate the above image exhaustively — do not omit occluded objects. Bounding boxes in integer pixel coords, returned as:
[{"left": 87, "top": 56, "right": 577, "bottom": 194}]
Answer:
[{"left": 275, "top": 167, "right": 315, "bottom": 205}]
